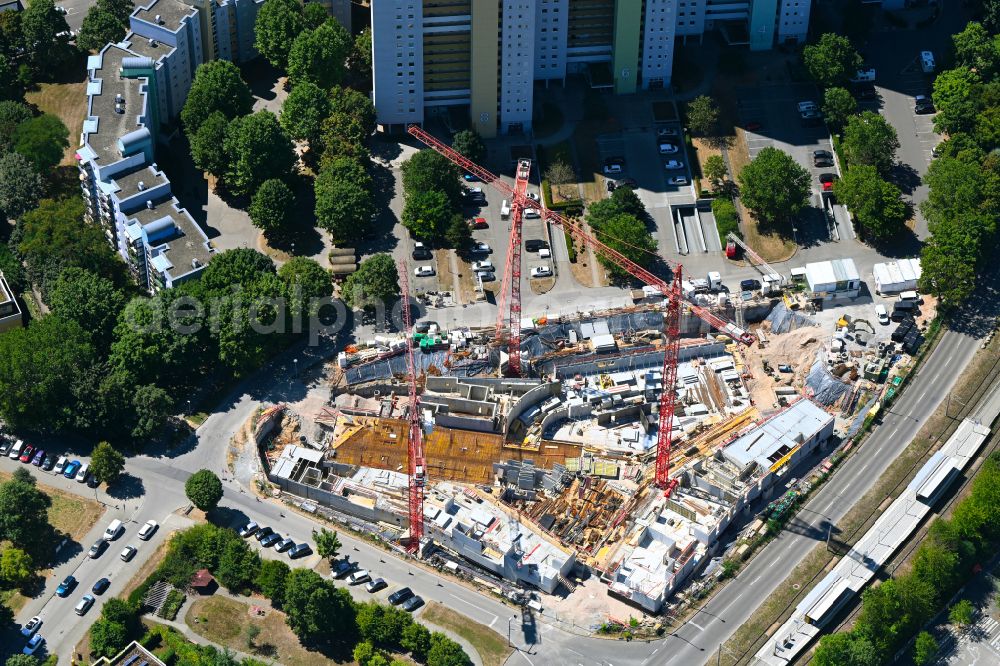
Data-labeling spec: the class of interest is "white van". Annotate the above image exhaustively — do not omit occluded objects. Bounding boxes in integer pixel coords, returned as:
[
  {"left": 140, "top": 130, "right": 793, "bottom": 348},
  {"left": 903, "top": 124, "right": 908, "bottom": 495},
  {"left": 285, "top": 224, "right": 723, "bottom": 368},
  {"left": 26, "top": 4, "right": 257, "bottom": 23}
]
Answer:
[
  {"left": 898, "top": 290, "right": 920, "bottom": 303},
  {"left": 104, "top": 519, "right": 124, "bottom": 541},
  {"left": 8, "top": 440, "right": 23, "bottom": 459},
  {"left": 500, "top": 199, "right": 511, "bottom": 219}
]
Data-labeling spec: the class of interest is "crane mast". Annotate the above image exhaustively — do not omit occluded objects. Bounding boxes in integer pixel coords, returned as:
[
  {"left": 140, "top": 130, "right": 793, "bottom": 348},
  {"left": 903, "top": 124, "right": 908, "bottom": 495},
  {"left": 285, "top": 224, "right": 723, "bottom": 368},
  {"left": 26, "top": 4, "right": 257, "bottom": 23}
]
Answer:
[
  {"left": 494, "top": 159, "right": 532, "bottom": 377},
  {"left": 397, "top": 259, "right": 425, "bottom": 551},
  {"left": 406, "top": 125, "right": 753, "bottom": 495}
]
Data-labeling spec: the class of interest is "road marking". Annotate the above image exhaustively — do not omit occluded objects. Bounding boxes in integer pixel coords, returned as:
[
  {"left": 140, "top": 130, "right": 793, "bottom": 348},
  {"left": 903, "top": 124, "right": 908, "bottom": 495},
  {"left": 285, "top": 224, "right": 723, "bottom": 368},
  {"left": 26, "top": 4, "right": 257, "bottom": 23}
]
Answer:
[
  {"left": 688, "top": 620, "right": 705, "bottom": 632},
  {"left": 750, "top": 575, "right": 762, "bottom": 586},
  {"left": 517, "top": 650, "right": 535, "bottom": 666}
]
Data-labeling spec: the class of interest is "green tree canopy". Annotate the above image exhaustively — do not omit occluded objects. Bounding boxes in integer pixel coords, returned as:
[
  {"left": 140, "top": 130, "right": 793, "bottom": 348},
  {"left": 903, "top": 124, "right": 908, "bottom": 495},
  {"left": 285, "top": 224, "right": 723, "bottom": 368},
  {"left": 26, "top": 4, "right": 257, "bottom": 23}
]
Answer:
[
  {"left": 0, "top": 151, "right": 44, "bottom": 220},
  {"left": 832, "top": 165, "right": 907, "bottom": 239},
  {"left": 281, "top": 80, "right": 330, "bottom": 147},
  {"left": 590, "top": 213, "right": 656, "bottom": 280},
  {"left": 190, "top": 111, "right": 229, "bottom": 178},
  {"left": 822, "top": 86, "right": 857, "bottom": 131},
  {"left": 950, "top": 599, "right": 975, "bottom": 626},
  {"left": 401, "top": 623, "right": 432, "bottom": 662},
  {"left": 813, "top": 631, "right": 879, "bottom": 666},
  {"left": 199, "top": 247, "right": 277, "bottom": 292},
  {"left": 842, "top": 111, "right": 900, "bottom": 175},
  {"left": 12, "top": 113, "right": 69, "bottom": 173},
  {"left": 4, "top": 655, "right": 40, "bottom": 666},
  {"left": 90, "top": 441, "right": 126, "bottom": 485},
  {"left": 402, "top": 189, "right": 454, "bottom": 241},
  {"left": 255, "top": 558, "right": 290, "bottom": 607},
  {"left": 401, "top": 149, "right": 462, "bottom": 206},
  {"left": 0, "top": 471, "right": 54, "bottom": 557},
  {"left": 283, "top": 568, "right": 357, "bottom": 644},
  {"left": 0, "top": 546, "right": 33, "bottom": 588},
  {"left": 181, "top": 60, "right": 254, "bottom": 134},
  {"left": 328, "top": 86, "right": 376, "bottom": 137},
  {"left": 932, "top": 68, "right": 983, "bottom": 136},
  {"left": 912, "top": 631, "right": 938, "bottom": 666},
  {"left": 216, "top": 538, "right": 261, "bottom": 592},
  {"left": 0, "top": 101, "right": 32, "bottom": 152},
  {"left": 249, "top": 178, "right": 295, "bottom": 236},
  {"left": 314, "top": 528, "right": 341, "bottom": 562},
  {"left": 445, "top": 214, "right": 472, "bottom": 250},
  {"left": 130, "top": 384, "right": 173, "bottom": 441},
  {"left": 427, "top": 632, "right": 471, "bottom": 666},
  {"left": 314, "top": 160, "right": 375, "bottom": 242},
  {"left": 253, "top": 0, "right": 305, "bottom": 68},
  {"left": 803, "top": 33, "right": 863, "bottom": 88},
  {"left": 952, "top": 21, "right": 1000, "bottom": 78},
  {"left": 685, "top": 95, "right": 720, "bottom": 137},
  {"left": 89, "top": 619, "right": 130, "bottom": 658},
  {"left": 223, "top": 111, "right": 295, "bottom": 197},
  {"left": 703, "top": 154, "right": 727, "bottom": 189},
  {"left": 736, "top": 146, "right": 811, "bottom": 226},
  {"left": 287, "top": 21, "right": 352, "bottom": 89},
  {"left": 278, "top": 257, "right": 331, "bottom": 302},
  {"left": 77, "top": 4, "right": 126, "bottom": 52},
  {"left": 21, "top": 0, "right": 70, "bottom": 69},
  {"left": 185, "top": 469, "right": 224, "bottom": 512},
  {"left": 48, "top": 266, "right": 125, "bottom": 352},
  {"left": 342, "top": 254, "right": 399, "bottom": 309},
  {"left": 302, "top": 2, "right": 329, "bottom": 29},
  {"left": 349, "top": 26, "right": 373, "bottom": 88},
  {"left": 451, "top": 129, "right": 486, "bottom": 162}
]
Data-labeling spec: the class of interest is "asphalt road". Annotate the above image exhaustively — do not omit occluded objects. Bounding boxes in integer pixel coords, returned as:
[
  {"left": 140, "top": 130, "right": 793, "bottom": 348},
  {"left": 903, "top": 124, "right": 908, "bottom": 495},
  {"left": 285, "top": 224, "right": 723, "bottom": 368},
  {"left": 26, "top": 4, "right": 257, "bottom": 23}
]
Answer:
[{"left": 57, "top": 0, "right": 97, "bottom": 31}]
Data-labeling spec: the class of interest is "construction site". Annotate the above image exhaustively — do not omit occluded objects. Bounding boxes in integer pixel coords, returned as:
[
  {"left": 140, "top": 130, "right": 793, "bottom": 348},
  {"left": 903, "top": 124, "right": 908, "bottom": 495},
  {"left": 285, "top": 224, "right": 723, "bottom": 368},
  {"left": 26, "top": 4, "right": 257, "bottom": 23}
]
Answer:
[{"left": 256, "top": 132, "right": 936, "bottom": 626}]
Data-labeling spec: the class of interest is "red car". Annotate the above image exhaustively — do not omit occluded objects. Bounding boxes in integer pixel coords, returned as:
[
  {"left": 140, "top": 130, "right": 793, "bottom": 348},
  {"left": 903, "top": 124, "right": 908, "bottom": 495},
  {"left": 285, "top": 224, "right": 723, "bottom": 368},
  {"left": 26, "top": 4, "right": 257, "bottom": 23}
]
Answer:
[
  {"left": 725, "top": 241, "right": 738, "bottom": 259},
  {"left": 470, "top": 217, "right": 488, "bottom": 229},
  {"left": 19, "top": 444, "right": 35, "bottom": 463},
  {"left": 819, "top": 173, "right": 838, "bottom": 192}
]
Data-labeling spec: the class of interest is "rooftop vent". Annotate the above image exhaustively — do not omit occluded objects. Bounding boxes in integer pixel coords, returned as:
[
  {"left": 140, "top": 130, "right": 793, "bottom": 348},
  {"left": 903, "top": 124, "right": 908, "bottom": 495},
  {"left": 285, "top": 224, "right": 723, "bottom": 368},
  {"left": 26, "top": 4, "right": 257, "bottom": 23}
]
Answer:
[
  {"left": 155, "top": 14, "right": 163, "bottom": 24},
  {"left": 137, "top": 181, "right": 146, "bottom": 191},
  {"left": 114, "top": 102, "right": 125, "bottom": 114},
  {"left": 115, "top": 93, "right": 124, "bottom": 103},
  {"left": 149, "top": 38, "right": 158, "bottom": 47},
  {"left": 192, "top": 258, "right": 201, "bottom": 269},
  {"left": 146, "top": 200, "right": 153, "bottom": 210}
]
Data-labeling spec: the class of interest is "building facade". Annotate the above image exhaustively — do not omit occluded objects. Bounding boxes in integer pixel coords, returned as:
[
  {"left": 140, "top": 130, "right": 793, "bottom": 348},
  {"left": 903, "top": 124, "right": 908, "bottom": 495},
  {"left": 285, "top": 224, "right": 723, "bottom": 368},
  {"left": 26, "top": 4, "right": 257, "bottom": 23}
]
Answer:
[
  {"left": 0, "top": 271, "right": 22, "bottom": 333},
  {"left": 371, "top": 0, "right": 812, "bottom": 136},
  {"left": 77, "top": 0, "right": 266, "bottom": 293}
]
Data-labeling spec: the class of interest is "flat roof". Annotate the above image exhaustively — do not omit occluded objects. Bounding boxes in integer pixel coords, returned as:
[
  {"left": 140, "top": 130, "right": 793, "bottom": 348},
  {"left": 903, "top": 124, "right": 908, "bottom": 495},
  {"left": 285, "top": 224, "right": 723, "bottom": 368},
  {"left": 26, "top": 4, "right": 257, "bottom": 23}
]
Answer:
[
  {"left": 721, "top": 399, "right": 832, "bottom": 472},
  {"left": 123, "top": 32, "right": 176, "bottom": 60},
  {"left": 85, "top": 45, "right": 147, "bottom": 163},
  {"left": 805, "top": 258, "right": 860, "bottom": 287},
  {"left": 124, "top": 198, "right": 212, "bottom": 279},
  {"left": 112, "top": 164, "right": 169, "bottom": 201},
  {"left": 132, "top": 0, "right": 196, "bottom": 32}
]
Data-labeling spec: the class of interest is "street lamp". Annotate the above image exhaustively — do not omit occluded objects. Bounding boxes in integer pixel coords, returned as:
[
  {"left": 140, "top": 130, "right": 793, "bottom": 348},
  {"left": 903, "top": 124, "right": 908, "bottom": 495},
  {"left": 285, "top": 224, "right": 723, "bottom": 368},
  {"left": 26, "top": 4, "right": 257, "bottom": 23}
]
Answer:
[
  {"left": 293, "top": 358, "right": 298, "bottom": 377},
  {"left": 507, "top": 614, "right": 518, "bottom": 647}
]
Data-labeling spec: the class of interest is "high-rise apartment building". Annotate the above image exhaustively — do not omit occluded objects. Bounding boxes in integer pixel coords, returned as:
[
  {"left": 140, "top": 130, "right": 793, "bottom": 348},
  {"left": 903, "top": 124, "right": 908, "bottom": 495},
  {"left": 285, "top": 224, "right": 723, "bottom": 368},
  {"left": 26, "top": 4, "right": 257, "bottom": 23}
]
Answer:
[{"left": 372, "top": 0, "right": 811, "bottom": 137}]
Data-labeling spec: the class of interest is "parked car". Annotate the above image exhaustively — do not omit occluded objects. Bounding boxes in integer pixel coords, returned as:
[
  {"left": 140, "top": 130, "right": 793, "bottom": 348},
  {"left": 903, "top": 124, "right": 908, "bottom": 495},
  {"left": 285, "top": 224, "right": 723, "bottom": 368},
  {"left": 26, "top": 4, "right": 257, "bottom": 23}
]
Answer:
[
  {"left": 254, "top": 526, "right": 274, "bottom": 542},
  {"left": 800, "top": 109, "right": 823, "bottom": 125},
  {"left": 366, "top": 578, "right": 388, "bottom": 593},
  {"left": 75, "top": 462, "right": 90, "bottom": 482},
  {"left": 239, "top": 522, "right": 259, "bottom": 538},
  {"left": 388, "top": 587, "right": 414, "bottom": 605},
  {"left": 56, "top": 575, "right": 77, "bottom": 597},
  {"left": 74, "top": 594, "right": 95, "bottom": 616},
  {"left": 915, "top": 95, "right": 935, "bottom": 114},
  {"left": 41, "top": 454, "right": 57, "bottom": 471},
  {"left": 523, "top": 208, "right": 541, "bottom": 219},
  {"left": 797, "top": 101, "right": 818, "bottom": 113},
  {"left": 478, "top": 271, "right": 496, "bottom": 282},
  {"left": 288, "top": 542, "right": 312, "bottom": 559},
  {"left": 875, "top": 304, "right": 889, "bottom": 325},
  {"left": 658, "top": 143, "right": 679, "bottom": 154},
  {"left": 663, "top": 160, "right": 684, "bottom": 170},
  {"left": 333, "top": 559, "right": 357, "bottom": 578},
  {"left": 260, "top": 532, "right": 282, "bottom": 548},
  {"left": 137, "top": 520, "right": 158, "bottom": 541},
  {"left": 526, "top": 192, "right": 540, "bottom": 202},
  {"left": 667, "top": 176, "right": 688, "bottom": 186},
  {"left": 92, "top": 577, "right": 111, "bottom": 595},
  {"left": 23, "top": 634, "right": 44, "bottom": 656},
  {"left": 471, "top": 241, "right": 491, "bottom": 254},
  {"left": 470, "top": 217, "right": 488, "bottom": 229},
  {"left": 472, "top": 261, "right": 495, "bottom": 273},
  {"left": 852, "top": 83, "right": 877, "bottom": 100},
  {"left": 275, "top": 537, "right": 295, "bottom": 552},
  {"left": 63, "top": 460, "right": 81, "bottom": 479},
  {"left": 412, "top": 242, "right": 432, "bottom": 260},
  {"left": 813, "top": 150, "right": 834, "bottom": 167},
  {"left": 19, "top": 444, "right": 35, "bottom": 462},
  {"left": 414, "top": 266, "right": 435, "bottom": 277},
  {"left": 463, "top": 187, "right": 486, "bottom": 202},
  {"left": 104, "top": 519, "right": 124, "bottom": 541},
  {"left": 7, "top": 440, "right": 23, "bottom": 459},
  {"left": 657, "top": 127, "right": 679, "bottom": 139},
  {"left": 402, "top": 595, "right": 425, "bottom": 612},
  {"left": 531, "top": 265, "right": 553, "bottom": 278},
  {"left": 462, "top": 173, "right": 479, "bottom": 182},
  {"left": 602, "top": 159, "right": 624, "bottom": 175},
  {"left": 348, "top": 570, "right": 371, "bottom": 585},
  {"left": 21, "top": 616, "right": 42, "bottom": 637},
  {"left": 0, "top": 439, "right": 11, "bottom": 456},
  {"left": 31, "top": 449, "right": 45, "bottom": 466},
  {"left": 54, "top": 456, "right": 68, "bottom": 474},
  {"left": 525, "top": 240, "right": 549, "bottom": 252},
  {"left": 819, "top": 173, "right": 838, "bottom": 191},
  {"left": 88, "top": 539, "right": 108, "bottom": 559},
  {"left": 87, "top": 474, "right": 100, "bottom": 488},
  {"left": 120, "top": 545, "right": 137, "bottom": 562},
  {"left": 740, "top": 279, "right": 762, "bottom": 292}
]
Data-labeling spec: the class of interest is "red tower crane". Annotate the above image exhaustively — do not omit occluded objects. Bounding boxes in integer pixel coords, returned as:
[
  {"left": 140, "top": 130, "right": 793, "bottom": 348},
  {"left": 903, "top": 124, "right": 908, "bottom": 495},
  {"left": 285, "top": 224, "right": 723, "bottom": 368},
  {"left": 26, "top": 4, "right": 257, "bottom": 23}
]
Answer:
[
  {"left": 407, "top": 125, "right": 754, "bottom": 495},
  {"left": 493, "top": 158, "right": 532, "bottom": 376},
  {"left": 397, "top": 259, "right": 425, "bottom": 551}
]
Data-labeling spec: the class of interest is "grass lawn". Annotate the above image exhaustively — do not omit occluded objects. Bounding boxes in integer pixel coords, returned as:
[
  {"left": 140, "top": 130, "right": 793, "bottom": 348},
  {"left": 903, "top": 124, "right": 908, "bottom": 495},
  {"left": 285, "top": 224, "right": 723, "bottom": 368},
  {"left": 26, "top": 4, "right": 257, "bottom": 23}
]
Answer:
[
  {"left": 26, "top": 79, "right": 88, "bottom": 167},
  {"left": 0, "top": 470, "right": 103, "bottom": 613},
  {"left": 421, "top": 601, "right": 513, "bottom": 666},
  {"left": 187, "top": 595, "right": 358, "bottom": 666}
]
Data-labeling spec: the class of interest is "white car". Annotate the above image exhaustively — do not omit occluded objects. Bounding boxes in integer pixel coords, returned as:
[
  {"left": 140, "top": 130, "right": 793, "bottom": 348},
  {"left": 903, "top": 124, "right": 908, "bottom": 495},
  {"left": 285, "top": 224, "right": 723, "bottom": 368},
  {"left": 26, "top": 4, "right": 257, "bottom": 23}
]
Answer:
[
  {"left": 602, "top": 163, "right": 623, "bottom": 175},
  {"left": 526, "top": 192, "right": 540, "bottom": 202},
  {"left": 137, "top": 520, "right": 158, "bottom": 541},
  {"left": 75, "top": 462, "right": 90, "bottom": 483},
  {"left": 658, "top": 143, "right": 679, "bottom": 154},
  {"left": 664, "top": 160, "right": 685, "bottom": 170},
  {"left": 348, "top": 569, "right": 371, "bottom": 585},
  {"left": 797, "top": 100, "right": 817, "bottom": 113},
  {"left": 657, "top": 127, "right": 679, "bottom": 139},
  {"left": 471, "top": 241, "right": 491, "bottom": 254},
  {"left": 667, "top": 176, "right": 689, "bottom": 186},
  {"left": 21, "top": 616, "right": 42, "bottom": 637},
  {"left": 875, "top": 304, "right": 889, "bottom": 325},
  {"left": 538, "top": 248, "right": 552, "bottom": 259},
  {"left": 414, "top": 266, "right": 435, "bottom": 277},
  {"left": 523, "top": 208, "right": 541, "bottom": 219},
  {"left": 531, "top": 265, "right": 553, "bottom": 278},
  {"left": 472, "top": 260, "right": 495, "bottom": 273}
]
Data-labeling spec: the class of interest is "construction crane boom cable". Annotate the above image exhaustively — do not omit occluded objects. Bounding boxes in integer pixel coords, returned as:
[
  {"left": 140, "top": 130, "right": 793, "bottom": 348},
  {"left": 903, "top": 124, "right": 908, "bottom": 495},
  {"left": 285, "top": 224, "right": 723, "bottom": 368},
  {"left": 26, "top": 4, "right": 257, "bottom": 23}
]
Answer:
[{"left": 397, "top": 258, "right": 425, "bottom": 552}]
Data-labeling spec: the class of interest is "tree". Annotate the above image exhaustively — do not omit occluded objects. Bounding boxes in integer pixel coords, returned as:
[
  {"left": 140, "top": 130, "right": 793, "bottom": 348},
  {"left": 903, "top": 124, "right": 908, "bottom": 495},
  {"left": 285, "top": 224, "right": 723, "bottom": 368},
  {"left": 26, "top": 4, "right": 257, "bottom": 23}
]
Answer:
[
  {"left": 842, "top": 111, "right": 900, "bottom": 175},
  {"left": 216, "top": 539, "right": 261, "bottom": 592},
  {"left": 814, "top": 631, "right": 879, "bottom": 666},
  {"left": 12, "top": 113, "right": 69, "bottom": 173},
  {"left": 0, "top": 472, "right": 53, "bottom": 556},
  {"left": 349, "top": 26, "right": 373, "bottom": 88},
  {"left": 952, "top": 21, "right": 1000, "bottom": 78},
  {"left": 919, "top": 218, "right": 979, "bottom": 307},
  {"left": 591, "top": 213, "right": 656, "bottom": 280},
  {"left": 190, "top": 111, "right": 229, "bottom": 178},
  {"left": 278, "top": 257, "right": 331, "bottom": 302},
  {"left": 451, "top": 129, "right": 486, "bottom": 163},
  {"left": 185, "top": 469, "right": 224, "bottom": 512},
  {"left": 686, "top": 95, "right": 720, "bottom": 137},
  {"left": 912, "top": 631, "right": 938, "bottom": 666},
  {"left": 544, "top": 160, "right": 575, "bottom": 199},
  {"left": 0, "top": 151, "right": 44, "bottom": 220},
  {"left": 822, "top": 87, "right": 857, "bottom": 131},
  {"left": 90, "top": 441, "right": 126, "bottom": 485},
  {"left": 401, "top": 150, "right": 462, "bottom": 205},
  {"left": 445, "top": 214, "right": 472, "bottom": 250},
  {"left": 255, "top": 559, "right": 290, "bottom": 607},
  {"left": 354, "top": 641, "right": 376, "bottom": 666},
  {"left": 49, "top": 267, "right": 125, "bottom": 351},
  {"left": 314, "top": 163, "right": 375, "bottom": 242},
  {"left": 223, "top": 111, "right": 295, "bottom": 197},
  {"left": 89, "top": 619, "right": 130, "bottom": 658},
  {"left": 803, "top": 33, "right": 863, "bottom": 88},
  {"left": 181, "top": 60, "right": 254, "bottom": 134},
  {"left": 342, "top": 254, "right": 399, "bottom": 308},
  {"left": 401, "top": 622, "right": 431, "bottom": 661},
  {"left": 737, "top": 146, "right": 811, "bottom": 226},
  {"left": 303, "top": 2, "right": 328, "bottom": 29},
  {"left": 94, "top": 0, "right": 134, "bottom": 25},
  {"left": 0, "top": 546, "right": 33, "bottom": 588},
  {"left": 0, "top": 315, "right": 94, "bottom": 433},
  {"left": 0, "top": 10, "right": 23, "bottom": 61},
  {"left": 328, "top": 86, "right": 376, "bottom": 139},
  {"left": 932, "top": 68, "right": 982, "bottom": 136},
  {"left": 287, "top": 21, "right": 352, "bottom": 89},
  {"left": 254, "top": 0, "right": 305, "bottom": 69},
  {"left": 427, "top": 633, "right": 471, "bottom": 666},
  {"left": 0, "top": 54, "right": 17, "bottom": 103},
  {"left": 314, "top": 528, "right": 341, "bottom": 562},
  {"left": 402, "top": 189, "right": 454, "bottom": 241},
  {"left": 77, "top": 5, "right": 125, "bottom": 52},
  {"left": 703, "top": 154, "right": 727, "bottom": 189},
  {"left": 131, "top": 384, "right": 173, "bottom": 441},
  {"left": 21, "top": 0, "right": 70, "bottom": 68},
  {"left": 950, "top": 599, "right": 975, "bottom": 627},
  {"left": 0, "top": 101, "right": 32, "bottom": 152},
  {"left": 245, "top": 623, "right": 262, "bottom": 650},
  {"left": 249, "top": 179, "right": 295, "bottom": 236},
  {"left": 283, "top": 569, "right": 356, "bottom": 643},
  {"left": 4, "top": 656, "right": 40, "bottom": 666},
  {"left": 832, "top": 165, "right": 907, "bottom": 239},
  {"left": 281, "top": 80, "right": 330, "bottom": 147},
  {"left": 199, "top": 247, "right": 277, "bottom": 292}
]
